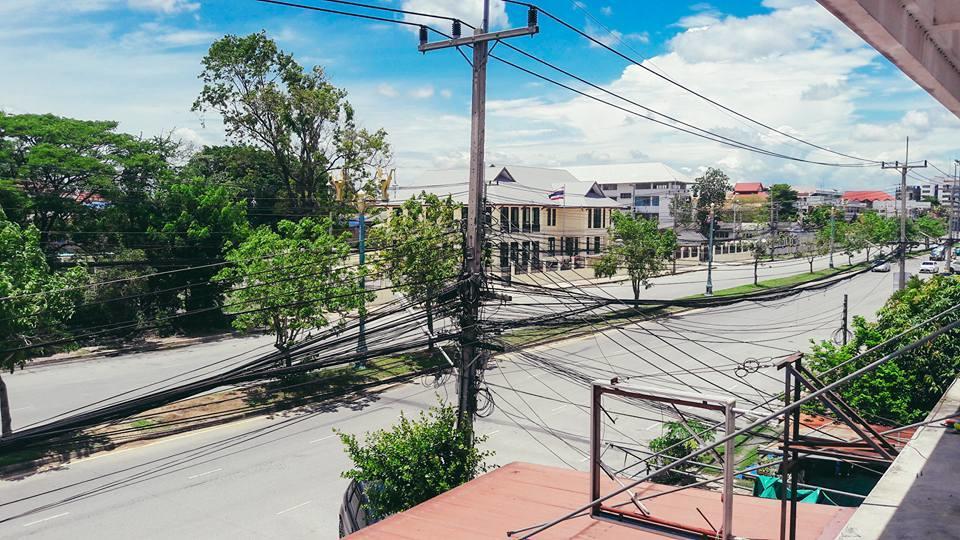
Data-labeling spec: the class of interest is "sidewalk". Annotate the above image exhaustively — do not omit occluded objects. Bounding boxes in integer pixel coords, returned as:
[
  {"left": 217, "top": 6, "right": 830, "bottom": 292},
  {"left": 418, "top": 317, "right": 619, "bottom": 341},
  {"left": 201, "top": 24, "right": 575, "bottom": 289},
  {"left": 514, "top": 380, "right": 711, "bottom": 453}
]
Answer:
[{"left": 838, "top": 376, "right": 960, "bottom": 539}]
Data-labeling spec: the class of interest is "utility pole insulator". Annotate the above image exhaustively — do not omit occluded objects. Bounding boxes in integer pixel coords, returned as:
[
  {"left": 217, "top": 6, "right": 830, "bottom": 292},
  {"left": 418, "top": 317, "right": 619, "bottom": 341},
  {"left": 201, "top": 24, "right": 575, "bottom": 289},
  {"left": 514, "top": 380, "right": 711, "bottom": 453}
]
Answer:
[
  {"left": 452, "top": 20, "right": 462, "bottom": 39},
  {"left": 418, "top": 26, "right": 428, "bottom": 48},
  {"left": 527, "top": 6, "right": 538, "bottom": 28}
]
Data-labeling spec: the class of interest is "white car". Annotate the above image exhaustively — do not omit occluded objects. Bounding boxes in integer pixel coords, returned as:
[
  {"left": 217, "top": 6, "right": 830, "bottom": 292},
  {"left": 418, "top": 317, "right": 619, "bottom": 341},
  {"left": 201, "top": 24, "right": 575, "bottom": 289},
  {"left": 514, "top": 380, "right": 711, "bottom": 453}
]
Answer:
[
  {"left": 871, "top": 260, "right": 891, "bottom": 272},
  {"left": 919, "top": 260, "right": 939, "bottom": 274},
  {"left": 951, "top": 260, "right": 960, "bottom": 273}
]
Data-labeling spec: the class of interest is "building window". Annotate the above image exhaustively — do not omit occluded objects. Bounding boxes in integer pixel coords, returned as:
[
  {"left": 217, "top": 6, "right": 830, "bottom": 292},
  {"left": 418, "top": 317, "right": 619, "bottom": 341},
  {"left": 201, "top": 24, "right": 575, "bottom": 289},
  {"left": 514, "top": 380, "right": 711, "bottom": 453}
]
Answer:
[
  {"left": 532, "top": 241, "right": 540, "bottom": 265},
  {"left": 510, "top": 207, "right": 519, "bottom": 232},
  {"left": 500, "top": 207, "right": 509, "bottom": 232},
  {"left": 521, "top": 241, "right": 530, "bottom": 267},
  {"left": 499, "top": 242, "right": 508, "bottom": 269},
  {"left": 635, "top": 182, "right": 651, "bottom": 190},
  {"left": 634, "top": 196, "right": 661, "bottom": 207},
  {"left": 564, "top": 237, "right": 577, "bottom": 257},
  {"left": 619, "top": 192, "right": 631, "bottom": 199},
  {"left": 594, "top": 236, "right": 601, "bottom": 253},
  {"left": 601, "top": 183, "right": 617, "bottom": 190},
  {"left": 547, "top": 237, "right": 556, "bottom": 256},
  {"left": 509, "top": 241, "right": 519, "bottom": 263},
  {"left": 522, "top": 207, "right": 531, "bottom": 232},
  {"left": 532, "top": 208, "right": 541, "bottom": 232},
  {"left": 587, "top": 208, "right": 603, "bottom": 229},
  {"left": 546, "top": 208, "right": 557, "bottom": 227}
]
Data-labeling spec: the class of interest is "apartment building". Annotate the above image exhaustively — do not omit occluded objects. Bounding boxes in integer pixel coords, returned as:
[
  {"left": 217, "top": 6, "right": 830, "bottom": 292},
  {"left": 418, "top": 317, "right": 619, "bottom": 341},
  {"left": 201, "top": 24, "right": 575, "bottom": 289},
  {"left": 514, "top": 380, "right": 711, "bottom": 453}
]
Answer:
[
  {"left": 795, "top": 187, "right": 841, "bottom": 213},
  {"left": 565, "top": 163, "right": 692, "bottom": 228},
  {"left": 384, "top": 165, "right": 620, "bottom": 274}
]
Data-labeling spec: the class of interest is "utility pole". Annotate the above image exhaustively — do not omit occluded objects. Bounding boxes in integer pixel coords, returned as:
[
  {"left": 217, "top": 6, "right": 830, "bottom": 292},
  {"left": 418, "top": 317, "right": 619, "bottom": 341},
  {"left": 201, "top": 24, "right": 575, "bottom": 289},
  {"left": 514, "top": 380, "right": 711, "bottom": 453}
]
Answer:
[
  {"left": 706, "top": 204, "right": 715, "bottom": 296},
  {"left": 419, "top": 2, "right": 538, "bottom": 432},
  {"left": 841, "top": 293, "right": 848, "bottom": 346},
  {"left": 828, "top": 205, "right": 836, "bottom": 269},
  {"left": 881, "top": 137, "right": 927, "bottom": 290},
  {"left": 948, "top": 160, "right": 959, "bottom": 274}
]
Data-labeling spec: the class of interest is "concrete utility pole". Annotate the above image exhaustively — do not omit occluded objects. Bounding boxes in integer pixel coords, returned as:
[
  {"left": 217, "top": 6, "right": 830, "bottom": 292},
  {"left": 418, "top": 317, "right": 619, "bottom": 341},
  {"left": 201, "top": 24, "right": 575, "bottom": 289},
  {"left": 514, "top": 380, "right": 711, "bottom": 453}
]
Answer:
[
  {"left": 706, "top": 204, "right": 715, "bottom": 296},
  {"left": 949, "top": 160, "right": 959, "bottom": 274},
  {"left": 881, "top": 137, "right": 927, "bottom": 290},
  {"left": 419, "top": 2, "right": 538, "bottom": 431},
  {"left": 828, "top": 205, "right": 836, "bottom": 269}
]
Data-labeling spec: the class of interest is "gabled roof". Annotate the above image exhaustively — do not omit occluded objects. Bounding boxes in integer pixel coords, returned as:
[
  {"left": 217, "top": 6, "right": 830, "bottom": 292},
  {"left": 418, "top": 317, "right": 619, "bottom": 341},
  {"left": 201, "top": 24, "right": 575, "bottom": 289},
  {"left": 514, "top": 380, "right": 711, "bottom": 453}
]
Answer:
[
  {"left": 388, "top": 165, "right": 619, "bottom": 208},
  {"left": 733, "top": 182, "right": 765, "bottom": 193},
  {"left": 843, "top": 190, "right": 894, "bottom": 202},
  {"left": 565, "top": 162, "right": 692, "bottom": 184}
]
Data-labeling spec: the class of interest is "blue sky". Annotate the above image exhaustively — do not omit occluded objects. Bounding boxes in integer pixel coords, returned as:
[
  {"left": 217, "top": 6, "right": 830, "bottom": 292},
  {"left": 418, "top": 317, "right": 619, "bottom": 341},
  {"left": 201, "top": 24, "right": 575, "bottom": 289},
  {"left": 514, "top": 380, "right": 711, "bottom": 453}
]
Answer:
[{"left": 1, "top": 0, "right": 957, "bottom": 189}]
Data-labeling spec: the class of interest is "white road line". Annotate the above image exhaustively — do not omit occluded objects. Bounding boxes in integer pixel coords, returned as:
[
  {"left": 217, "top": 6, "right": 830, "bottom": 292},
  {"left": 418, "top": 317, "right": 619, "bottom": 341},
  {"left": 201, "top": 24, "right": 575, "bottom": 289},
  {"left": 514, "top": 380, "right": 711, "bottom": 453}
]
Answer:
[
  {"left": 309, "top": 435, "right": 336, "bottom": 444},
  {"left": 485, "top": 430, "right": 500, "bottom": 436},
  {"left": 11, "top": 405, "right": 34, "bottom": 412},
  {"left": 550, "top": 404, "right": 568, "bottom": 413},
  {"left": 23, "top": 512, "right": 70, "bottom": 527},
  {"left": 276, "top": 501, "right": 312, "bottom": 516},
  {"left": 186, "top": 468, "right": 222, "bottom": 480},
  {"left": 645, "top": 423, "right": 659, "bottom": 431}
]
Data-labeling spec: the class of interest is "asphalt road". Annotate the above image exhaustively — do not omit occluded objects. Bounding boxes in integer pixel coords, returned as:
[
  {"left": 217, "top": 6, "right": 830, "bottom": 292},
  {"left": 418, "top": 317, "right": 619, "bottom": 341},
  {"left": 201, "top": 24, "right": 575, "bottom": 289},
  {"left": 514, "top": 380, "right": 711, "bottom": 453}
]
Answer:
[{"left": 0, "top": 255, "right": 930, "bottom": 539}]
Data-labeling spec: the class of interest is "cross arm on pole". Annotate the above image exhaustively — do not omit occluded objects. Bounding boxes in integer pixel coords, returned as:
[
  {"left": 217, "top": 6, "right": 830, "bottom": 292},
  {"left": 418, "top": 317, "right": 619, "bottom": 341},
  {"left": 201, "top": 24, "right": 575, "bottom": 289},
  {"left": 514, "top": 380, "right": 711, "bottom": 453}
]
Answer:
[{"left": 419, "top": 26, "right": 538, "bottom": 52}]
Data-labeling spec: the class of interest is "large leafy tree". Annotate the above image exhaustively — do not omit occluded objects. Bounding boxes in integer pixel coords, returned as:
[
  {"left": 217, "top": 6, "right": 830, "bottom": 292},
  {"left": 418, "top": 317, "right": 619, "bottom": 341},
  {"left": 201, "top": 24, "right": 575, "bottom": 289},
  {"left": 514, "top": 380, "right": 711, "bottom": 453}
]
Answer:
[
  {"left": 809, "top": 275, "right": 960, "bottom": 424},
  {"left": 145, "top": 176, "right": 251, "bottom": 331},
  {"left": 768, "top": 183, "right": 799, "bottom": 220},
  {"left": 0, "top": 214, "right": 85, "bottom": 436},
  {"left": 193, "top": 32, "right": 390, "bottom": 218},
  {"left": 338, "top": 402, "right": 492, "bottom": 520},
  {"left": 214, "top": 217, "right": 368, "bottom": 364},
  {"left": 595, "top": 213, "right": 678, "bottom": 300},
  {"left": 0, "top": 112, "right": 175, "bottom": 256},
  {"left": 691, "top": 168, "right": 730, "bottom": 230},
  {"left": 914, "top": 214, "right": 946, "bottom": 248},
  {"left": 369, "top": 193, "right": 461, "bottom": 337},
  {"left": 648, "top": 419, "right": 716, "bottom": 485}
]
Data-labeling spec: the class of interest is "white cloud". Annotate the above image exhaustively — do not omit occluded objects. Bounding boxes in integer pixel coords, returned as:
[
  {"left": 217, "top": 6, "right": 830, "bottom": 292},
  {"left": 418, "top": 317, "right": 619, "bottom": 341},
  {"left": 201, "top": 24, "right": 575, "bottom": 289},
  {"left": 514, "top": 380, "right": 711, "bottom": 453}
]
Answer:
[
  {"left": 400, "top": 0, "right": 508, "bottom": 30},
  {"left": 377, "top": 84, "right": 399, "bottom": 98},
  {"left": 409, "top": 85, "right": 435, "bottom": 99},
  {"left": 600, "top": 6, "right": 612, "bottom": 16},
  {"left": 127, "top": 0, "right": 200, "bottom": 14},
  {"left": 440, "top": 89, "right": 452, "bottom": 99}
]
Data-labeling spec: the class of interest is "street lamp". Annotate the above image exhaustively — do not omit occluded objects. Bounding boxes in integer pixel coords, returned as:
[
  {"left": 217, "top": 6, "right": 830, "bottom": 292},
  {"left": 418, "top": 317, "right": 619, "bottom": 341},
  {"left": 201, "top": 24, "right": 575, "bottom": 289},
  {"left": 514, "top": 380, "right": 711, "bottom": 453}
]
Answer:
[
  {"left": 332, "top": 168, "right": 394, "bottom": 358},
  {"left": 706, "top": 203, "right": 715, "bottom": 296}
]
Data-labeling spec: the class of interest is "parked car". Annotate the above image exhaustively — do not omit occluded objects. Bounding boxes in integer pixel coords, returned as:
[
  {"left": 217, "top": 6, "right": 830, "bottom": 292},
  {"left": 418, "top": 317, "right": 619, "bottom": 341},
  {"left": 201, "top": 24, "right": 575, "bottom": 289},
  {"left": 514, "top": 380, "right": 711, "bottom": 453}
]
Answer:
[
  {"left": 930, "top": 246, "right": 945, "bottom": 261},
  {"left": 339, "top": 480, "right": 378, "bottom": 537},
  {"left": 871, "top": 260, "right": 891, "bottom": 272},
  {"left": 951, "top": 259, "right": 960, "bottom": 273},
  {"left": 919, "top": 260, "right": 940, "bottom": 274}
]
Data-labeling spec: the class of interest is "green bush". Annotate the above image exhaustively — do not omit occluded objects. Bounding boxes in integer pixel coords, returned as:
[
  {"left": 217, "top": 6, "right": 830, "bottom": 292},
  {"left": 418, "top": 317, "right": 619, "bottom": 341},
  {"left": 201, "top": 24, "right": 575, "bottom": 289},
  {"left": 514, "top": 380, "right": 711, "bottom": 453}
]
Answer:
[{"left": 337, "top": 402, "right": 493, "bottom": 520}]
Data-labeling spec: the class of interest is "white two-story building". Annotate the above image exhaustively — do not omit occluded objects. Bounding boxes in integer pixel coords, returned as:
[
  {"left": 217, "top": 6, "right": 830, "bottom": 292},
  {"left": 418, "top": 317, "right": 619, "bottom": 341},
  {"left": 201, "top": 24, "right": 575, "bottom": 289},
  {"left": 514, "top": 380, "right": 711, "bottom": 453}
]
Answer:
[{"left": 565, "top": 163, "right": 692, "bottom": 228}]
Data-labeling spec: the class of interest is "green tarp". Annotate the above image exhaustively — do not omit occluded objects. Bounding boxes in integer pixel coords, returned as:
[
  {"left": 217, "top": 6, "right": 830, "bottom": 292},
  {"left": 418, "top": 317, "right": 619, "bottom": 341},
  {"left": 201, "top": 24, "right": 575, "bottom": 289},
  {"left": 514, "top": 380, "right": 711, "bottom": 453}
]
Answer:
[{"left": 752, "top": 474, "right": 823, "bottom": 504}]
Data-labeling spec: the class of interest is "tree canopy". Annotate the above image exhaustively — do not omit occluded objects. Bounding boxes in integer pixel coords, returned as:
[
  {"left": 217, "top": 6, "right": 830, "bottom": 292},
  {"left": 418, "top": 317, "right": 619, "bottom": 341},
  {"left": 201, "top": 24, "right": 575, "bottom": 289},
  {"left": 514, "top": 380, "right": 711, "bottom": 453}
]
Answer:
[
  {"left": 768, "top": 183, "right": 798, "bottom": 220},
  {"left": 595, "top": 213, "right": 677, "bottom": 300}
]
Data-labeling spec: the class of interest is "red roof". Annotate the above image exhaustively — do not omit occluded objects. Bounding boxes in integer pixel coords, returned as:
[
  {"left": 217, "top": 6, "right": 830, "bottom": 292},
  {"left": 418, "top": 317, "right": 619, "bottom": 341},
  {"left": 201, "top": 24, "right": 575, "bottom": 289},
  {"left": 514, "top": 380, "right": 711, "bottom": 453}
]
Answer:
[
  {"left": 349, "top": 462, "right": 853, "bottom": 540},
  {"left": 733, "top": 182, "right": 765, "bottom": 193},
  {"left": 843, "top": 190, "right": 893, "bottom": 202}
]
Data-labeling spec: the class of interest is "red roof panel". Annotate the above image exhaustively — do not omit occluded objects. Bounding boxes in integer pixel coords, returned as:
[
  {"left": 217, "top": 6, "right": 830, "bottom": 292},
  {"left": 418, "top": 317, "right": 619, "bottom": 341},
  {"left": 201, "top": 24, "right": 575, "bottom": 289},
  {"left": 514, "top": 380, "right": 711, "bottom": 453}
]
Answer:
[{"left": 842, "top": 190, "right": 893, "bottom": 202}]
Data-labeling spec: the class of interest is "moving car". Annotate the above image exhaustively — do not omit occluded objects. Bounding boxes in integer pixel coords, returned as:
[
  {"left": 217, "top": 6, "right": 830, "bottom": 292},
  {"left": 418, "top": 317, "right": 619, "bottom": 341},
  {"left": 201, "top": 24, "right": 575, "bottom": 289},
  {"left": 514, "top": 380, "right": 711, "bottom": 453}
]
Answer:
[
  {"left": 871, "top": 260, "right": 891, "bottom": 272},
  {"left": 919, "top": 260, "right": 939, "bottom": 274},
  {"left": 930, "top": 246, "right": 945, "bottom": 261}
]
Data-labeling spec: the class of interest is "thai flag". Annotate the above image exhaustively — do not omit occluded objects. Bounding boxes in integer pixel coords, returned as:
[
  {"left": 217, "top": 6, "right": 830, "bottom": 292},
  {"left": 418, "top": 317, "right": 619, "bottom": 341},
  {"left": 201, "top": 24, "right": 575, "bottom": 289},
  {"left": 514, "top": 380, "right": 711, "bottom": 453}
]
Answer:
[{"left": 548, "top": 186, "right": 565, "bottom": 201}]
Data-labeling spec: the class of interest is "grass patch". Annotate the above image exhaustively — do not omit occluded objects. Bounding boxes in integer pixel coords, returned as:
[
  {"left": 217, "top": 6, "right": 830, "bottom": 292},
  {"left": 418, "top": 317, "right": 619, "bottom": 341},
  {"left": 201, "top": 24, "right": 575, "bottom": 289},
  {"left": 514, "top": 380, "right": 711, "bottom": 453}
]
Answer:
[
  {"left": 130, "top": 418, "right": 159, "bottom": 430},
  {"left": 686, "top": 264, "right": 860, "bottom": 299}
]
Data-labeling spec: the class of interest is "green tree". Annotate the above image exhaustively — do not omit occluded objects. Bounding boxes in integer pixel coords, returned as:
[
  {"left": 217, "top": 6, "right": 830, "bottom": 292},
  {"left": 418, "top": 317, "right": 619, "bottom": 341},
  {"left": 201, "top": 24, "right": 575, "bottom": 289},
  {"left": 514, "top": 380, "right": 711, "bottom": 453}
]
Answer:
[
  {"left": 768, "top": 183, "right": 799, "bottom": 220},
  {"left": 338, "top": 402, "right": 493, "bottom": 520},
  {"left": 214, "top": 217, "right": 367, "bottom": 365},
  {"left": 914, "top": 215, "right": 946, "bottom": 248},
  {"left": 801, "top": 235, "right": 827, "bottom": 273},
  {"left": 0, "top": 214, "right": 85, "bottom": 436},
  {"left": 668, "top": 194, "right": 694, "bottom": 229},
  {"left": 0, "top": 112, "right": 175, "bottom": 256},
  {"left": 751, "top": 239, "right": 768, "bottom": 285},
  {"left": 369, "top": 194, "right": 461, "bottom": 338},
  {"left": 648, "top": 419, "right": 716, "bottom": 485},
  {"left": 193, "top": 32, "right": 390, "bottom": 218},
  {"left": 856, "top": 211, "right": 897, "bottom": 261},
  {"left": 595, "top": 213, "right": 678, "bottom": 300},
  {"left": 183, "top": 145, "right": 288, "bottom": 229},
  {"left": 146, "top": 176, "right": 251, "bottom": 331},
  {"left": 691, "top": 168, "right": 731, "bottom": 229},
  {"left": 809, "top": 275, "right": 960, "bottom": 424},
  {"left": 805, "top": 206, "right": 833, "bottom": 230}
]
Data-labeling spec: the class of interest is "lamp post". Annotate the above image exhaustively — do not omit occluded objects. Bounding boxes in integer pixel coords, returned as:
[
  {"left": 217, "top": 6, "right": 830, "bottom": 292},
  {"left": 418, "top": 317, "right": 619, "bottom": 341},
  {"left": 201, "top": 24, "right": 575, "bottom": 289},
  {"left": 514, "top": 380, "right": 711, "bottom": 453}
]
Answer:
[
  {"left": 332, "top": 169, "right": 394, "bottom": 360},
  {"left": 706, "top": 203, "right": 715, "bottom": 296}
]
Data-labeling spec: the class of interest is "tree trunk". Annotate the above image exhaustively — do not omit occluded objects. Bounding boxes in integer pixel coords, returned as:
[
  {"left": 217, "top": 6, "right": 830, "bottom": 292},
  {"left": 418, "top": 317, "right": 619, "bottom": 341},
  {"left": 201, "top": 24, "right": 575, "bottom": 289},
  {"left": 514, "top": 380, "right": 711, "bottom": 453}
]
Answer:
[
  {"left": 809, "top": 259, "right": 814, "bottom": 274},
  {"left": 865, "top": 246, "right": 871, "bottom": 263},
  {"left": 632, "top": 279, "right": 640, "bottom": 301},
  {"left": 426, "top": 298, "right": 435, "bottom": 350},
  {"left": 0, "top": 372, "right": 12, "bottom": 438},
  {"left": 754, "top": 259, "right": 759, "bottom": 286}
]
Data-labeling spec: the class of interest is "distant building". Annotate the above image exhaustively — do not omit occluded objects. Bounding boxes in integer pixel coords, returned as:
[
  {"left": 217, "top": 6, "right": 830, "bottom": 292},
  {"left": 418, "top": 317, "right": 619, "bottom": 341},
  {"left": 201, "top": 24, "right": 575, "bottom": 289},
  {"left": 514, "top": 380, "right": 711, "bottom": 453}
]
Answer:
[
  {"left": 384, "top": 165, "right": 620, "bottom": 274},
  {"left": 794, "top": 187, "right": 841, "bottom": 213},
  {"left": 733, "top": 182, "right": 766, "bottom": 196},
  {"left": 566, "top": 162, "right": 692, "bottom": 228}
]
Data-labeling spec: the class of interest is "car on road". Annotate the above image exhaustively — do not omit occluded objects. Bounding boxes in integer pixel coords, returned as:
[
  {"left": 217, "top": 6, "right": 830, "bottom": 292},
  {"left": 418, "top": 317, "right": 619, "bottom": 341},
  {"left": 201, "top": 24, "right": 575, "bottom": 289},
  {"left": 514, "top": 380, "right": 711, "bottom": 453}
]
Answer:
[
  {"left": 930, "top": 246, "right": 945, "bottom": 261},
  {"left": 952, "top": 259, "right": 960, "bottom": 273},
  {"left": 919, "top": 260, "right": 940, "bottom": 274},
  {"left": 871, "top": 260, "right": 891, "bottom": 272}
]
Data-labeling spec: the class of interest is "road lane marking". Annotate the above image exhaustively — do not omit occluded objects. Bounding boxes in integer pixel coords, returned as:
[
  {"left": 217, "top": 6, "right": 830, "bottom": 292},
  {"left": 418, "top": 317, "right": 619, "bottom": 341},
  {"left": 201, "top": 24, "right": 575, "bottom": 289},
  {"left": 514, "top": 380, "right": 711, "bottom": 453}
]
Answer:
[
  {"left": 11, "top": 405, "right": 34, "bottom": 412},
  {"left": 276, "top": 501, "right": 312, "bottom": 516},
  {"left": 484, "top": 430, "right": 500, "bottom": 436},
  {"left": 187, "top": 468, "right": 222, "bottom": 480},
  {"left": 309, "top": 435, "right": 336, "bottom": 444},
  {"left": 550, "top": 404, "right": 568, "bottom": 413},
  {"left": 23, "top": 512, "right": 70, "bottom": 527}
]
